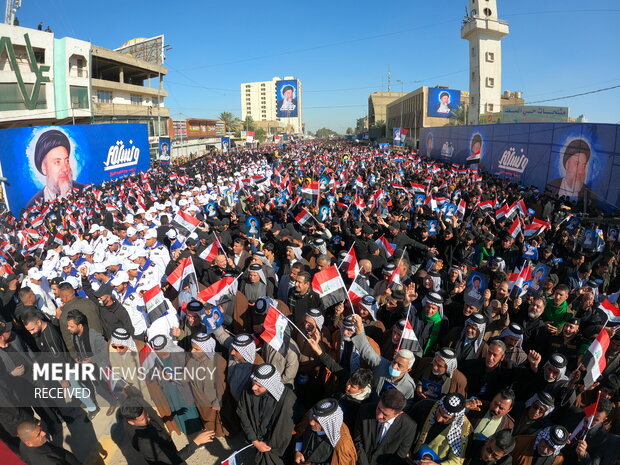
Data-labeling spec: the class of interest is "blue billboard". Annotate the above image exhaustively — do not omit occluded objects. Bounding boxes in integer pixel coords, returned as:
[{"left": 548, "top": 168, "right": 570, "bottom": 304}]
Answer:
[
  {"left": 158, "top": 136, "right": 171, "bottom": 163},
  {"left": 276, "top": 79, "right": 299, "bottom": 118},
  {"left": 427, "top": 88, "right": 461, "bottom": 118},
  {"left": 421, "top": 123, "right": 620, "bottom": 211},
  {"left": 0, "top": 123, "right": 151, "bottom": 214}
]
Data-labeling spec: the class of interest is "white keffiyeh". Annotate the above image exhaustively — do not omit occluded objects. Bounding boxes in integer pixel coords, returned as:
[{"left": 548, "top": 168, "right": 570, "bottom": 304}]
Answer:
[
  {"left": 313, "top": 399, "right": 343, "bottom": 448},
  {"left": 110, "top": 328, "right": 137, "bottom": 351},
  {"left": 250, "top": 363, "right": 284, "bottom": 401}
]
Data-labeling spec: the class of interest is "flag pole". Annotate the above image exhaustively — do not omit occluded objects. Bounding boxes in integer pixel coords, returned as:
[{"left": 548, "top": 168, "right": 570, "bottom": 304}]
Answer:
[
  {"left": 270, "top": 302, "right": 312, "bottom": 343},
  {"left": 337, "top": 265, "right": 356, "bottom": 315},
  {"left": 396, "top": 304, "right": 411, "bottom": 352},
  {"left": 221, "top": 443, "right": 254, "bottom": 464}
]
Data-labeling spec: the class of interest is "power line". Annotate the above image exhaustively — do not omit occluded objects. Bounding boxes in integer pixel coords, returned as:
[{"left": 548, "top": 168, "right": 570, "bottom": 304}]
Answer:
[{"left": 526, "top": 84, "right": 620, "bottom": 104}]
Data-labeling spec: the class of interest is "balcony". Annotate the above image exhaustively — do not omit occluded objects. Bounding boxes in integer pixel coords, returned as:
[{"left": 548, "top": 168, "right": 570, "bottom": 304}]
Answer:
[
  {"left": 461, "top": 17, "right": 509, "bottom": 40},
  {"left": 93, "top": 102, "right": 170, "bottom": 117}
]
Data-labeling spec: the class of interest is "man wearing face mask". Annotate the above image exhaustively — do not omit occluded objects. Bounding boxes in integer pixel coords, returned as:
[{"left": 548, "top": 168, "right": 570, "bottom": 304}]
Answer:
[
  {"left": 293, "top": 398, "right": 357, "bottom": 465},
  {"left": 412, "top": 347, "right": 467, "bottom": 400},
  {"left": 511, "top": 425, "right": 569, "bottom": 465},
  {"left": 93, "top": 284, "right": 134, "bottom": 340},
  {"left": 350, "top": 314, "right": 416, "bottom": 407}
]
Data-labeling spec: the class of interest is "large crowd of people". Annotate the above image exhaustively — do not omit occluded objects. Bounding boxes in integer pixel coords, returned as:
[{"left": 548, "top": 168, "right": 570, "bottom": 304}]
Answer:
[{"left": 0, "top": 141, "right": 619, "bottom": 465}]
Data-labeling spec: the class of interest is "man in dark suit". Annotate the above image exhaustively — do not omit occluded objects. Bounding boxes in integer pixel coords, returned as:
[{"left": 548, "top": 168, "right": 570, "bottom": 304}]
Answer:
[
  {"left": 353, "top": 389, "right": 417, "bottom": 465},
  {"left": 25, "top": 129, "right": 85, "bottom": 210}
]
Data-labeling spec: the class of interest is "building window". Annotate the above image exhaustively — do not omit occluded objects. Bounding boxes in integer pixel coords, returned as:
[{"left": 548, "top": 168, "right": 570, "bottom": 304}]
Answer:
[
  {"left": 70, "top": 86, "right": 89, "bottom": 109},
  {"left": 96, "top": 90, "right": 112, "bottom": 103},
  {"left": 152, "top": 97, "right": 159, "bottom": 106},
  {"left": 471, "top": 71, "right": 475, "bottom": 80},
  {"left": 130, "top": 94, "right": 142, "bottom": 105},
  {"left": 0, "top": 82, "right": 47, "bottom": 110},
  {"left": 484, "top": 7, "right": 492, "bottom": 16},
  {"left": 486, "top": 77, "right": 495, "bottom": 87},
  {"left": 485, "top": 51, "right": 495, "bottom": 62},
  {"left": 487, "top": 103, "right": 494, "bottom": 112},
  {"left": 471, "top": 96, "right": 475, "bottom": 105},
  {"left": 471, "top": 47, "right": 476, "bottom": 57}
]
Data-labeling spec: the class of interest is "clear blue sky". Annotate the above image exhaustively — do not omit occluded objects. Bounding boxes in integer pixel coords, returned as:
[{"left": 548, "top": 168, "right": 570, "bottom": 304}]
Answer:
[{"left": 14, "top": 0, "right": 620, "bottom": 132}]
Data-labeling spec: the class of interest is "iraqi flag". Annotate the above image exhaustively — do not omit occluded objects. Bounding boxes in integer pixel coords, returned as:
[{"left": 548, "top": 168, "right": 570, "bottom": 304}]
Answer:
[
  {"left": 172, "top": 210, "right": 201, "bottom": 236},
  {"left": 523, "top": 223, "right": 545, "bottom": 238},
  {"left": 583, "top": 327, "right": 611, "bottom": 388},
  {"left": 301, "top": 181, "right": 320, "bottom": 200},
  {"left": 139, "top": 343, "right": 162, "bottom": 372},
  {"left": 348, "top": 280, "right": 368, "bottom": 306},
  {"left": 495, "top": 204, "right": 509, "bottom": 220},
  {"left": 197, "top": 275, "right": 238, "bottom": 305},
  {"left": 386, "top": 264, "right": 402, "bottom": 286},
  {"left": 340, "top": 245, "right": 360, "bottom": 280},
  {"left": 166, "top": 256, "right": 197, "bottom": 292},
  {"left": 142, "top": 284, "right": 169, "bottom": 321},
  {"left": 312, "top": 265, "right": 347, "bottom": 308},
  {"left": 199, "top": 238, "right": 221, "bottom": 262},
  {"left": 398, "top": 318, "right": 419, "bottom": 352},
  {"left": 509, "top": 264, "right": 532, "bottom": 299},
  {"left": 466, "top": 151, "right": 481, "bottom": 165},
  {"left": 295, "top": 208, "right": 314, "bottom": 226},
  {"left": 570, "top": 392, "right": 601, "bottom": 441},
  {"left": 508, "top": 217, "right": 522, "bottom": 238},
  {"left": 409, "top": 182, "right": 426, "bottom": 194},
  {"left": 598, "top": 299, "right": 620, "bottom": 323},
  {"left": 375, "top": 235, "right": 395, "bottom": 258},
  {"left": 260, "top": 304, "right": 290, "bottom": 355},
  {"left": 479, "top": 200, "right": 494, "bottom": 212}
]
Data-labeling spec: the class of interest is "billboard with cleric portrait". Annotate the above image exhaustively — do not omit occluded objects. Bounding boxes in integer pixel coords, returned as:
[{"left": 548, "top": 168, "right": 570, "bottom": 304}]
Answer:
[
  {"left": 420, "top": 122, "right": 620, "bottom": 211},
  {"left": 275, "top": 79, "right": 299, "bottom": 118},
  {"left": 427, "top": 88, "right": 461, "bottom": 118},
  {"left": 0, "top": 123, "right": 150, "bottom": 214}
]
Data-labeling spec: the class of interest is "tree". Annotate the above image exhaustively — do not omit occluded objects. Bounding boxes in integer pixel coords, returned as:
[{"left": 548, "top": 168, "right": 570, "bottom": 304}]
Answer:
[
  {"left": 219, "top": 112, "right": 242, "bottom": 133},
  {"left": 449, "top": 104, "right": 468, "bottom": 126},
  {"left": 315, "top": 128, "right": 339, "bottom": 139},
  {"left": 346, "top": 127, "right": 354, "bottom": 135},
  {"left": 254, "top": 128, "right": 267, "bottom": 143},
  {"left": 244, "top": 116, "right": 256, "bottom": 132}
]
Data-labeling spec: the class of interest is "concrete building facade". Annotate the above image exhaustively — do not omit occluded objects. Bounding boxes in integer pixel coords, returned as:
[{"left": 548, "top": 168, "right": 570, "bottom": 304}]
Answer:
[
  {"left": 240, "top": 76, "right": 303, "bottom": 134},
  {"left": 461, "top": 0, "right": 509, "bottom": 124},
  {"left": 385, "top": 86, "right": 470, "bottom": 148},
  {"left": 0, "top": 24, "right": 91, "bottom": 128},
  {"left": 368, "top": 91, "right": 406, "bottom": 127}
]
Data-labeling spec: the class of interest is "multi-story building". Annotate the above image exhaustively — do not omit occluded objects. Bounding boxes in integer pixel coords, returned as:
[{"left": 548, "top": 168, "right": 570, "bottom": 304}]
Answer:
[
  {"left": 91, "top": 44, "right": 169, "bottom": 146},
  {"left": 0, "top": 24, "right": 169, "bottom": 157},
  {"left": 240, "top": 76, "right": 303, "bottom": 134},
  {"left": 368, "top": 92, "right": 406, "bottom": 127},
  {"left": 385, "top": 86, "right": 470, "bottom": 148},
  {"left": 0, "top": 24, "right": 91, "bottom": 128}
]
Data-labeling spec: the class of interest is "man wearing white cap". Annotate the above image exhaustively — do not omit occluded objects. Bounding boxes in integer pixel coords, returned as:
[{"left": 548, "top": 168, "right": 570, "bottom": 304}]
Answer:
[
  {"left": 111, "top": 271, "right": 147, "bottom": 339},
  {"left": 144, "top": 229, "right": 170, "bottom": 272},
  {"left": 119, "top": 227, "right": 140, "bottom": 260},
  {"left": 26, "top": 267, "right": 57, "bottom": 318},
  {"left": 131, "top": 249, "right": 163, "bottom": 285}
]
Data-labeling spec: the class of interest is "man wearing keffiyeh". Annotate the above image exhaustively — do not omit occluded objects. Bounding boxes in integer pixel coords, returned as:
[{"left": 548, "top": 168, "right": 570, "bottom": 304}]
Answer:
[
  {"left": 237, "top": 363, "right": 296, "bottom": 465},
  {"left": 293, "top": 398, "right": 356, "bottom": 465},
  {"left": 185, "top": 332, "right": 228, "bottom": 437},
  {"left": 511, "top": 425, "right": 569, "bottom": 465},
  {"left": 410, "top": 392, "right": 472, "bottom": 464}
]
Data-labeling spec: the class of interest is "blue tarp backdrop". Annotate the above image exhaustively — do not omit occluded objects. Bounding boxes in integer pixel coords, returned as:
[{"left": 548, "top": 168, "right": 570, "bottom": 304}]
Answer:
[
  {"left": 421, "top": 123, "right": 620, "bottom": 211},
  {"left": 0, "top": 123, "right": 150, "bottom": 214}
]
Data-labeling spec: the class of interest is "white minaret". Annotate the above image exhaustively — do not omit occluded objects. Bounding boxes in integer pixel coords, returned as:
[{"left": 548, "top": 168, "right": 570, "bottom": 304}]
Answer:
[{"left": 461, "top": 1, "right": 509, "bottom": 125}]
